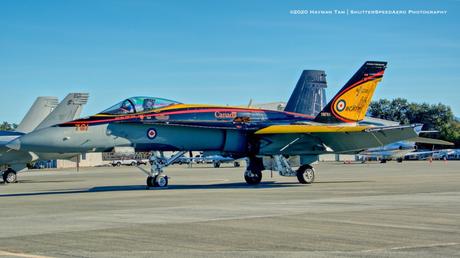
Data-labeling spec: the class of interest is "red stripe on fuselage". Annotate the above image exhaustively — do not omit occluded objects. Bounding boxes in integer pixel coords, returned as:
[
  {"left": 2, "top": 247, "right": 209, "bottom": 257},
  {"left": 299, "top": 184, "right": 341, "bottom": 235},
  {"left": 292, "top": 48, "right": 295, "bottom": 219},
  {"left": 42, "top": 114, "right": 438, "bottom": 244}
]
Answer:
[{"left": 63, "top": 107, "right": 314, "bottom": 125}]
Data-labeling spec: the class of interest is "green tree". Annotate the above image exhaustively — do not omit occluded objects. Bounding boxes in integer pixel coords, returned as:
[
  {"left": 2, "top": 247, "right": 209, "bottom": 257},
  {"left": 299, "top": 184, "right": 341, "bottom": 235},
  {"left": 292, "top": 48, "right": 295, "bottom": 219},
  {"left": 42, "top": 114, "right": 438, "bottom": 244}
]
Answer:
[
  {"left": 0, "top": 121, "right": 17, "bottom": 131},
  {"left": 369, "top": 99, "right": 460, "bottom": 147}
]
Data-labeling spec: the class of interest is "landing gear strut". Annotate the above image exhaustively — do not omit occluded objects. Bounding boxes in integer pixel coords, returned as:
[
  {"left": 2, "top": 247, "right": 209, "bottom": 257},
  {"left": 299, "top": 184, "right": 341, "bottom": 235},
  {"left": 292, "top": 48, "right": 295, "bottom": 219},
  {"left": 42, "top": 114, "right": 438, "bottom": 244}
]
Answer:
[
  {"left": 2, "top": 169, "right": 17, "bottom": 184},
  {"left": 273, "top": 155, "right": 316, "bottom": 184},
  {"left": 146, "top": 151, "right": 186, "bottom": 188}
]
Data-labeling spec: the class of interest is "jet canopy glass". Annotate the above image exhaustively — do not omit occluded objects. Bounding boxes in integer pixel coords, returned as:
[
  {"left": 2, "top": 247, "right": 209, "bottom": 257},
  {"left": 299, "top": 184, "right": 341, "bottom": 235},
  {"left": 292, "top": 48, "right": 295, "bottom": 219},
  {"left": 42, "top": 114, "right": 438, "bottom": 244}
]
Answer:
[{"left": 100, "top": 97, "right": 181, "bottom": 115}]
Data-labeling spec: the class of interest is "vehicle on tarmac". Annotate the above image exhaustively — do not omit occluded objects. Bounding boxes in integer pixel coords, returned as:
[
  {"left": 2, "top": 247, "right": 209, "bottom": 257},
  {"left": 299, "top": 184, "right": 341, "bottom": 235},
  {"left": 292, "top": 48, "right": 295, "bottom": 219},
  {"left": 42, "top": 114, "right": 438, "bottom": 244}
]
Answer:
[
  {"left": 10, "top": 61, "right": 424, "bottom": 188},
  {"left": 171, "top": 156, "right": 192, "bottom": 165},
  {"left": 197, "top": 154, "right": 240, "bottom": 168},
  {"left": 111, "top": 158, "right": 148, "bottom": 167}
]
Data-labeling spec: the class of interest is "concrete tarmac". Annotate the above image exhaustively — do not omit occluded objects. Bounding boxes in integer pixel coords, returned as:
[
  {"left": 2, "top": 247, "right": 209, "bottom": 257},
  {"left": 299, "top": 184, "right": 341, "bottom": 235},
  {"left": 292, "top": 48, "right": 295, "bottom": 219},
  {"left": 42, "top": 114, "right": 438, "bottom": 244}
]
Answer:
[{"left": 0, "top": 161, "right": 459, "bottom": 257}]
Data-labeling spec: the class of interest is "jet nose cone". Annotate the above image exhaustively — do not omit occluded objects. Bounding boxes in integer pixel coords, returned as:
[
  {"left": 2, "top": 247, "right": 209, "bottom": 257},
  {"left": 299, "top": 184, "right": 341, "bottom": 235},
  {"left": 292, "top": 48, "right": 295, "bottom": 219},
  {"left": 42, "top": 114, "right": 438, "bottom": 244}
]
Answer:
[{"left": 6, "top": 138, "right": 21, "bottom": 150}]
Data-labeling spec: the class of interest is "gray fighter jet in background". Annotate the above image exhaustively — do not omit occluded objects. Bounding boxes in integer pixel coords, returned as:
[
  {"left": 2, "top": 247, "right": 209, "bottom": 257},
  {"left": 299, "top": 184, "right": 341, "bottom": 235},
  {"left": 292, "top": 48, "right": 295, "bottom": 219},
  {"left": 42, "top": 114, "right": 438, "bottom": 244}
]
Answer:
[{"left": 0, "top": 93, "right": 89, "bottom": 183}]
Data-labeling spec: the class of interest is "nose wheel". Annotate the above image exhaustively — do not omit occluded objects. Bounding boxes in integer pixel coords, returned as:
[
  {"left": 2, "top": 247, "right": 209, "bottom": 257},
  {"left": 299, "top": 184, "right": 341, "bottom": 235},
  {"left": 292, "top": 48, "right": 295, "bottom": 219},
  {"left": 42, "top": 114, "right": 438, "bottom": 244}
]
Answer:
[{"left": 145, "top": 151, "right": 187, "bottom": 188}]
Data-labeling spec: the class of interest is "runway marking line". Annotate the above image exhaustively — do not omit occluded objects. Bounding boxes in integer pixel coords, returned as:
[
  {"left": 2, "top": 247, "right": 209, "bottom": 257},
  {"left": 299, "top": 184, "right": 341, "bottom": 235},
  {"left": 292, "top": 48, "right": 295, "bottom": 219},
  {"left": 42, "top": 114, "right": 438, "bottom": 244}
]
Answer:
[
  {"left": 0, "top": 250, "right": 54, "bottom": 258},
  {"left": 361, "top": 242, "right": 459, "bottom": 253}
]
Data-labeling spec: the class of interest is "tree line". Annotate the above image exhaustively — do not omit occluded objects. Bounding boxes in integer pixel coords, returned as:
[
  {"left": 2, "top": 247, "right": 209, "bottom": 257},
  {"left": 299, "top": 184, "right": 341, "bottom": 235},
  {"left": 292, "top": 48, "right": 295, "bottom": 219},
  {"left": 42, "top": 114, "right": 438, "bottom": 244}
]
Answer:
[
  {"left": 368, "top": 98, "right": 460, "bottom": 147},
  {"left": 0, "top": 121, "right": 17, "bottom": 131}
]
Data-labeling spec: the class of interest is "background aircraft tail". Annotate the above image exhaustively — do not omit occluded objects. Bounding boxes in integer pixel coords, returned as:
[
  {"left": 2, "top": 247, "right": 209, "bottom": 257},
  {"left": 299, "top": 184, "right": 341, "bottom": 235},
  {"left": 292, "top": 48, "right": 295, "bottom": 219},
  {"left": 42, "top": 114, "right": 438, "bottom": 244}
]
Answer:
[
  {"left": 285, "top": 70, "right": 327, "bottom": 117},
  {"left": 35, "top": 93, "right": 89, "bottom": 130},
  {"left": 15, "top": 97, "right": 59, "bottom": 133},
  {"left": 314, "top": 61, "right": 387, "bottom": 124}
]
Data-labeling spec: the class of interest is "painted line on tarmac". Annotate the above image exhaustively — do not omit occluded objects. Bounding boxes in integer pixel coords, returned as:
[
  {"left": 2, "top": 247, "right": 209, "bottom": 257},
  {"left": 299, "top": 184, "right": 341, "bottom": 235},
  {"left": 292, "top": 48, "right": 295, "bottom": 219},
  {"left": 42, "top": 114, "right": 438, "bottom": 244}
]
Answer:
[
  {"left": 0, "top": 250, "right": 53, "bottom": 258},
  {"left": 361, "top": 242, "right": 459, "bottom": 253}
]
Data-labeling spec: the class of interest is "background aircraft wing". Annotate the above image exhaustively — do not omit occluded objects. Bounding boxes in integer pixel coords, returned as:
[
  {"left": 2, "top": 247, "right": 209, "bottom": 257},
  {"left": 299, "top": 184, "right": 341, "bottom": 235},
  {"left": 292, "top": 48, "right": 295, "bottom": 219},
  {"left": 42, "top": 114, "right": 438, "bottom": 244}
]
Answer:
[
  {"left": 407, "top": 136, "right": 454, "bottom": 146},
  {"left": 15, "top": 96, "right": 59, "bottom": 133},
  {"left": 35, "top": 93, "right": 89, "bottom": 130}
]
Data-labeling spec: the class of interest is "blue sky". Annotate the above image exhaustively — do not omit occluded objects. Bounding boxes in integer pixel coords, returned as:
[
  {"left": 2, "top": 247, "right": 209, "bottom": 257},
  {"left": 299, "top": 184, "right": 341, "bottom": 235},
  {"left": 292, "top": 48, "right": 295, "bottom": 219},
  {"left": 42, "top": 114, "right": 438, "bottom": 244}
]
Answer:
[{"left": 1, "top": 0, "right": 459, "bottom": 123}]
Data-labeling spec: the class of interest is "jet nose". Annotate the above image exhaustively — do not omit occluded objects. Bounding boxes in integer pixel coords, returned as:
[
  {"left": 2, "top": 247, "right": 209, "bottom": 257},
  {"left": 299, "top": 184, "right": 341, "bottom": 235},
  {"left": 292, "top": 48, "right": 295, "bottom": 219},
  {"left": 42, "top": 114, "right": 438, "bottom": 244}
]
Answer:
[{"left": 7, "top": 128, "right": 55, "bottom": 152}]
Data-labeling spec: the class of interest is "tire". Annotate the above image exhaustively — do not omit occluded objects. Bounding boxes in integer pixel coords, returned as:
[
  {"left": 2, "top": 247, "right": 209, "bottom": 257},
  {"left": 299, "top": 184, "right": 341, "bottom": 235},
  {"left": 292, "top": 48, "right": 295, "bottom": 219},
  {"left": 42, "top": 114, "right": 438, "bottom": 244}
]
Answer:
[
  {"left": 234, "top": 162, "right": 240, "bottom": 167},
  {"left": 146, "top": 176, "right": 155, "bottom": 187},
  {"left": 155, "top": 175, "right": 168, "bottom": 187},
  {"left": 116, "top": 162, "right": 122, "bottom": 167},
  {"left": 131, "top": 161, "right": 137, "bottom": 166},
  {"left": 3, "top": 170, "right": 17, "bottom": 184},
  {"left": 244, "top": 170, "right": 262, "bottom": 185},
  {"left": 396, "top": 157, "right": 403, "bottom": 163},
  {"left": 296, "top": 165, "right": 315, "bottom": 184},
  {"left": 213, "top": 162, "right": 221, "bottom": 168}
]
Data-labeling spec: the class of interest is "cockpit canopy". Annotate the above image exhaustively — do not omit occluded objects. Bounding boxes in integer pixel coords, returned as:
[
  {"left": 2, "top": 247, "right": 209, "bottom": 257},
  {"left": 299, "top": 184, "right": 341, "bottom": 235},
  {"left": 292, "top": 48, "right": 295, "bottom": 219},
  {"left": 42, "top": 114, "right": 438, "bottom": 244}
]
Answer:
[{"left": 100, "top": 97, "right": 181, "bottom": 115}]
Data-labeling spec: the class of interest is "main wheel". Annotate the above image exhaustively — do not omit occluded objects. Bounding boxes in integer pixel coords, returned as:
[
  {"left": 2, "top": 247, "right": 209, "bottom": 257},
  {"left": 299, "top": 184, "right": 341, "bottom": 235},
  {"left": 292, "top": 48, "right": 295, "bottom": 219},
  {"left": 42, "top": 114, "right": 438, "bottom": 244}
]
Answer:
[
  {"left": 396, "top": 157, "right": 403, "bottom": 163},
  {"left": 146, "top": 176, "right": 155, "bottom": 187},
  {"left": 155, "top": 175, "right": 168, "bottom": 187},
  {"left": 234, "top": 162, "right": 240, "bottom": 167},
  {"left": 213, "top": 162, "right": 221, "bottom": 168},
  {"left": 244, "top": 170, "right": 262, "bottom": 185},
  {"left": 3, "top": 170, "right": 17, "bottom": 184},
  {"left": 296, "top": 165, "right": 315, "bottom": 184}
]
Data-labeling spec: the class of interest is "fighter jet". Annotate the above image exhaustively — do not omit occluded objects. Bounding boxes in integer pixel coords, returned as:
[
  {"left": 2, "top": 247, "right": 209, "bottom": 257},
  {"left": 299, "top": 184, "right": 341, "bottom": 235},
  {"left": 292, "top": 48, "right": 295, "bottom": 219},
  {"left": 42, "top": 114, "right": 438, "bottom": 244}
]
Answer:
[
  {"left": 10, "top": 61, "right": 422, "bottom": 188},
  {"left": 0, "top": 93, "right": 89, "bottom": 183}
]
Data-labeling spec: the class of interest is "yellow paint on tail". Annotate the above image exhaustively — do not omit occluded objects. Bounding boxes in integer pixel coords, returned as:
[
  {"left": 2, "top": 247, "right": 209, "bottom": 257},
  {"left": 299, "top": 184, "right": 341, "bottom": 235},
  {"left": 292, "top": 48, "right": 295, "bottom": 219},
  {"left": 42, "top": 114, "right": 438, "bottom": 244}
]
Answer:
[{"left": 332, "top": 77, "right": 382, "bottom": 122}]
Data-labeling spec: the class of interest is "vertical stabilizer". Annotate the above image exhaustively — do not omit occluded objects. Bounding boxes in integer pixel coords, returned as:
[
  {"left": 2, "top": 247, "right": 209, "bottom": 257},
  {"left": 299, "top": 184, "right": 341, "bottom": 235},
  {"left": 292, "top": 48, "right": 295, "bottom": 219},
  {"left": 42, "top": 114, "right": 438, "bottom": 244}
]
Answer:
[
  {"left": 285, "top": 70, "right": 327, "bottom": 117},
  {"left": 15, "top": 97, "right": 59, "bottom": 133},
  {"left": 314, "top": 61, "right": 387, "bottom": 124},
  {"left": 35, "top": 93, "right": 89, "bottom": 130}
]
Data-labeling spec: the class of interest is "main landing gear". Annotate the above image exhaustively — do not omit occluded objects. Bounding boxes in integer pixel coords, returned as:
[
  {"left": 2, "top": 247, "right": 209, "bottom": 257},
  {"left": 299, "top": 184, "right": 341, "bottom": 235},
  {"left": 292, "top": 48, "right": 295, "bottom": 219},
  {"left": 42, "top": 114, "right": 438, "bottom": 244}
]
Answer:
[
  {"left": 244, "top": 157, "right": 264, "bottom": 185},
  {"left": 2, "top": 169, "right": 17, "bottom": 184},
  {"left": 243, "top": 156, "right": 316, "bottom": 185},
  {"left": 146, "top": 151, "right": 187, "bottom": 188}
]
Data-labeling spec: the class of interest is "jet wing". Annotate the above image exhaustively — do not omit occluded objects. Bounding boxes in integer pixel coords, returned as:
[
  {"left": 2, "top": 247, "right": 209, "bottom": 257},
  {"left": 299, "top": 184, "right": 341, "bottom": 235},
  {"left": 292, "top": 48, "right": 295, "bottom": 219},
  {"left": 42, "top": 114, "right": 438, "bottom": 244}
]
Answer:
[
  {"left": 254, "top": 125, "right": 370, "bottom": 134},
  {"left": 255, "top": 124, "right": 420, "bottom": 156}
]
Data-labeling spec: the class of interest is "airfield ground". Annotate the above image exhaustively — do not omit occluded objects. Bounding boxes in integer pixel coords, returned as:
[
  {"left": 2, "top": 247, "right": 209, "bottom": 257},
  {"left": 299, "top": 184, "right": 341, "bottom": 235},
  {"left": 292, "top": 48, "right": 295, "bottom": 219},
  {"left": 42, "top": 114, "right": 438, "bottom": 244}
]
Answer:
[{"left": 0, "top": 161, "right": 459, "bottom": 257}]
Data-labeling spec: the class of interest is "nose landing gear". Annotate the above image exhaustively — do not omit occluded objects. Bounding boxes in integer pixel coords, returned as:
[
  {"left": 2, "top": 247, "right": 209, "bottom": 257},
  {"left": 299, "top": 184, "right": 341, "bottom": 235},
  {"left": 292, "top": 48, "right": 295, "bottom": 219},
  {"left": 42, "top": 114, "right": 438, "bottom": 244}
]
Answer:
[{"left": 145, "top": 151, "right": 187, "bottom": 188}]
